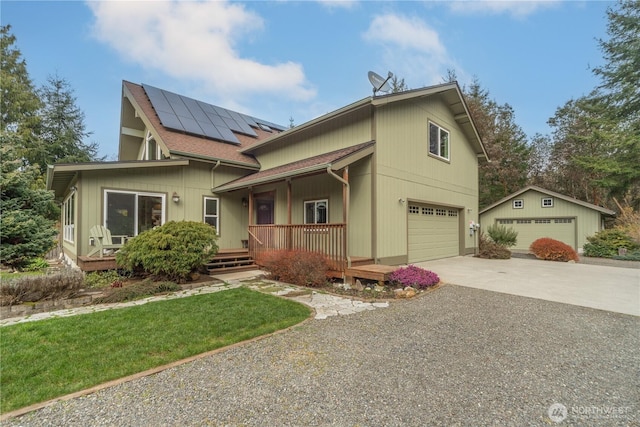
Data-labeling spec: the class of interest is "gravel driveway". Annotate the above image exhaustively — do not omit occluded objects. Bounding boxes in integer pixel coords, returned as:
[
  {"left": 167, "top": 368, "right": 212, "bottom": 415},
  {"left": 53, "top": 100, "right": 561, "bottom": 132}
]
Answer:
[{"left": 6, "top": 284, "right": 639, "bottom": 426}]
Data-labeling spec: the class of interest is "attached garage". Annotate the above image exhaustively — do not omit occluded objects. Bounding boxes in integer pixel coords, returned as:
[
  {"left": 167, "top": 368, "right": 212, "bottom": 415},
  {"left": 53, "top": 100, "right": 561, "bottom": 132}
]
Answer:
[
  {"left": 480, "top": 186, "right": 615, "bottom": 252},
  {"left": 408, "top": 203, "right": 460, "bottom": 262},
  {"left": 496, "top": 218, "right": 576, "bottom": 251}
]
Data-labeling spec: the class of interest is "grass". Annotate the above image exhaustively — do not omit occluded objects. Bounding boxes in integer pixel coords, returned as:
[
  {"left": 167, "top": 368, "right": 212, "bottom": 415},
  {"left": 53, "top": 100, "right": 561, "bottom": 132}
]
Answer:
[{"left": 0, "top": 287, "right": 310, "bottom": 413}]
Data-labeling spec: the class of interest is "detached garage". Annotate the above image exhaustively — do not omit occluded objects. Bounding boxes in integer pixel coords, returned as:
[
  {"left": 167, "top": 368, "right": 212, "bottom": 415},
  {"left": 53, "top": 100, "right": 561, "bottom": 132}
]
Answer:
[
  {"left": 408, "top": 203, "right": 461, "bottom": 262},
  {"left": 479, "top": 186, "right": 615, "bottom": 252}
]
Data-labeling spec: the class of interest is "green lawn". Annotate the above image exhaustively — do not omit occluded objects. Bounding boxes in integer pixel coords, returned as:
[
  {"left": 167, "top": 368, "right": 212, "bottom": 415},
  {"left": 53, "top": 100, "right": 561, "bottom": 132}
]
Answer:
[{"left": 0, "top": 287, "right": 310, "bottom": 413}]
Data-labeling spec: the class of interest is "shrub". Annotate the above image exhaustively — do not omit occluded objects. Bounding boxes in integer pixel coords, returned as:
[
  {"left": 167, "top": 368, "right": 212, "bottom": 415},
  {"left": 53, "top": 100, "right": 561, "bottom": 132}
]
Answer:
[
  {"left": 477, "top": 231, "right": 511, "bottom": 259},
  {"left": 24, "top": 257, "right": 49, "bottom": 272},
  {"left": 115, "top": 221, "right": 218, "bottom": 283},
  {"left": 257, "top": 250, "right": 329, "bottom": 288},
  {"left": 0, "top": 270, "right": 84, "bottom": 306},
  {"left": 93, "top": 280, "right": 180, "bottom": 304},
  {"left": 388, "top": 265, "right": 439, "bottom": 289},
  {"left": 583, "top": 228, "right": 639, "bottom": 258},
  {"left": 613, "top": 248, "right": 640, "bottom": 261},
  {"left": 486, "top": 223, "right": 518, "bottom": 248},
  {"left": 530, "top": 238, "right": 579, "bottom": 262},
  {"left": 84, "top": 270, "right": 124, "bottom": 289}
]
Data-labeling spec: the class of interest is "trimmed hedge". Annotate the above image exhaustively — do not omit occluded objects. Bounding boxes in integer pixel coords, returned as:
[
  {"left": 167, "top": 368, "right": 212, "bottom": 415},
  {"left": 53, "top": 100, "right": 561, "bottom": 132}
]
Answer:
[{"left": 530, "top": 238, "right": 579, "bottom": 262}]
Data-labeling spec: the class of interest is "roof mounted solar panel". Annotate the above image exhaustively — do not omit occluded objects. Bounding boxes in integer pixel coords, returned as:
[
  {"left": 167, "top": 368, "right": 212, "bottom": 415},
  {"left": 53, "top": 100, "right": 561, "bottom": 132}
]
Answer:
[
  {"left": 142, "top": 83, "right": 282, "bottom": 145},
  {"left": 156, "top": 110, "right": 185, "bottom": 132}
]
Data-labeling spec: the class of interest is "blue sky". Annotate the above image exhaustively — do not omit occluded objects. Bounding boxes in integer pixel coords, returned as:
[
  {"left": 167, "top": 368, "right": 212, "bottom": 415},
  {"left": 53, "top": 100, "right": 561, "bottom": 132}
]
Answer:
[{"left": 3, "top": 1, "right": 612, "bottom": 159}]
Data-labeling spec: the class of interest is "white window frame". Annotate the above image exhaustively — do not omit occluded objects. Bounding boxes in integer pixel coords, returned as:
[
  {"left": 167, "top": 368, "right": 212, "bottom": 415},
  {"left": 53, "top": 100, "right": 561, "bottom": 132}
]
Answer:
[
  {"left": 103, "top": 190, "right": 166, "bottom": 239},
  {"left": 513, "top": 199, "right": 524, "bottom": 209},
  {"left": 542, "top": 197, "right": 554, "bottom": 208},
  {"left": 203, "top": 197, "right": 220, "bottom": 234},
  {"left": 63, "top": 192, "right": 75, "bottom": 243},
  {"left": 304, "top": 199, "right": 328, "bottom": 224},
  {"left": 428, "top": 121, "right": 450, "bottom": 161},
  {"left": 143, "top": 131, "right": 162, "bottom": 160}
]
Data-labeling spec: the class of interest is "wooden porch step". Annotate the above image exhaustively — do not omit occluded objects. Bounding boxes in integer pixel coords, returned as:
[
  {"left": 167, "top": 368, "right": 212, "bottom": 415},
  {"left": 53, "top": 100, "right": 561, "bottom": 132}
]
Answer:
[
  {"left": 206, "top": 249, "right": 257, "bottom": 274},
  {"left": 345, "top": 264, "right": 398, "bottom": 286}
]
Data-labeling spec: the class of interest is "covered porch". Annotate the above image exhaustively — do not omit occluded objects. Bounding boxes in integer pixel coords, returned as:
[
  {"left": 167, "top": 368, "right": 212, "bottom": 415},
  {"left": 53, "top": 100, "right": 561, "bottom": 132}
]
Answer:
[{"left": 215, "top": 142, "right": 376, "bottom": 276}]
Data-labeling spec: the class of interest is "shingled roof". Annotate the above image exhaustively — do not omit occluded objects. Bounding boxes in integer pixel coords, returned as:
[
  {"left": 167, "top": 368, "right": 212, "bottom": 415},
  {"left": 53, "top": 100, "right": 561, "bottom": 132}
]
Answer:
[
  {"left": 213, "top": 141, "right": 375, "bottom": 192},
  {"left": 123, "top": 81, "right": 284, "bottom": 168}
]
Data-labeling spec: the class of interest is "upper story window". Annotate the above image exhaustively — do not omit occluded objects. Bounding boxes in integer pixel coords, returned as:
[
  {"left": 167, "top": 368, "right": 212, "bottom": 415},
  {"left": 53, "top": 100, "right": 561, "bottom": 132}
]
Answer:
[
  {"left": 304, "top": 199, "right": 328, "bottom": 224},
  {"left": 542, "top": 197, "right": 554, "bottom": 208},
  {"left": 513, "top": 199, "right": 524, "bottom": 209},
  {"left": 429, "top": 121, "right": 450, "bottom": 161},
  {"left": 204, "top": 197, "right": 220, "bottom": 234},
  {"left": 143, "top": 130, "right": 162, "bottom": 160}
]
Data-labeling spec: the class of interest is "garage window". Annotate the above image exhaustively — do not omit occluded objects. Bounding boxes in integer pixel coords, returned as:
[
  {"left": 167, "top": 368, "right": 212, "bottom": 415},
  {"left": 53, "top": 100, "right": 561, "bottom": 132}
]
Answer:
[
  {"left": 542, "top": 197, "right": 553, "bottom": 207},
  {"left": 429, "top": 122, "right": 450, "bottom": 161}
]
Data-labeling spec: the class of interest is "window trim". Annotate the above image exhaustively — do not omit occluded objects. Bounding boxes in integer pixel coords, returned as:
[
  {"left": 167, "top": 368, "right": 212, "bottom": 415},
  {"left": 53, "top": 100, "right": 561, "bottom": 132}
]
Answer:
[
  {"left": 513, "top": 199, "right": 524, "bottom": 209},
  {"left": 103, "top": 189, "right": 166, "bottom": 239},
  {"left": 542, "top": 197, "right": 554, "bottom": 208},
  {"left": 304, "top": 199, "right": 328, "bottom": 225},
  {"left": 428, "top": 121, "right": 450, "bottom": 161},
  {"left": 203, "top": 197, "right": 220, "bottom": 235},
  {"left": 63, "top": 192, "right": 75, "bottom": 243}
]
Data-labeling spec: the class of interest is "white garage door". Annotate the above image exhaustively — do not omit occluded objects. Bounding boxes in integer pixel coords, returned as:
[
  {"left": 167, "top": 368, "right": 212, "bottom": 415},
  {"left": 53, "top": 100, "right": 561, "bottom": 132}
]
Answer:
[
  {"left": 408, "top": 204, "right": 460, "bottom": 263},
  {"left": 499, "top": 218, "right": 576, "bottom": 251}
]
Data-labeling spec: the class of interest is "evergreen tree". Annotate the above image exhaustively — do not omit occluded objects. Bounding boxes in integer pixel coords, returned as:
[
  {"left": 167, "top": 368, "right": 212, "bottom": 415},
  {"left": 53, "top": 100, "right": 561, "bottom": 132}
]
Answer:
[
  {"left": 390, "top": 75, "right": 408, "bottom": 93},
  {"left": 0, "top": 25, "right": 41, "bottom": 152},
  {"left": 463, "top": 78, "right": 531, "bottom": 208},
  {"left": 0, "top": 142, "right": 58, "bottom": 270},
  {"left": 30, "top": 74, "right": 101, "bottom": 174}
]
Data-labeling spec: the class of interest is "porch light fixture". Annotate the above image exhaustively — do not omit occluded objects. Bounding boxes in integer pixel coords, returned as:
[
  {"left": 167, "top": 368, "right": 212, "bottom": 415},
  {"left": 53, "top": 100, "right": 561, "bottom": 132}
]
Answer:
[
  {"left": 398, "top": 198, "right": 406, "bottom": 204},
  {"left": 172, "top": 192, "right": 180, "bottom": 203}
]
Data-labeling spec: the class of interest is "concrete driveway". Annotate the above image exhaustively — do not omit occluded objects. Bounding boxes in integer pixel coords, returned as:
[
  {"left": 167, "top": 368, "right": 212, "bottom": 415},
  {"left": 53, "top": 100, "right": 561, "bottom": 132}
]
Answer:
[{"left": 415, "top": 256, "right": 640, "bottom": 316}]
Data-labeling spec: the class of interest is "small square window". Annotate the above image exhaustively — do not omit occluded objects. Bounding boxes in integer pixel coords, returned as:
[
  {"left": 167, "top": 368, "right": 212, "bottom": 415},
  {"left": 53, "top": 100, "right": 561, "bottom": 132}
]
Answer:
[
  {"left": 304, "top": 199, "right": 328, "bottom": 224},
  {"left": 513, "top": 199, "right": 524, "bottom": 209},
  {"left": 542, "top": 197, "right": 553, "bottom": 208}
]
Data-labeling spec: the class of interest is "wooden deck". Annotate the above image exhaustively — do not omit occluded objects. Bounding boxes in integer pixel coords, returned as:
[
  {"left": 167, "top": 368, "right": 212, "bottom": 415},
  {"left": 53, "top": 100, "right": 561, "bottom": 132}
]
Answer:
[
  {"left": 77, "top": 256, "right": 118, "bottom": 272},
  {"left": 344, "top": 264, "right": 398, "bottom": 286}
]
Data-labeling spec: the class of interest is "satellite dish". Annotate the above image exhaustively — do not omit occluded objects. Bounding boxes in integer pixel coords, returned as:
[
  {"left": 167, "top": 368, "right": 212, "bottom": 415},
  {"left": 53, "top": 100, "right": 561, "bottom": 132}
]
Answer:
[{"left": 368, "top": 71, "right": 394, "bottom": 95}]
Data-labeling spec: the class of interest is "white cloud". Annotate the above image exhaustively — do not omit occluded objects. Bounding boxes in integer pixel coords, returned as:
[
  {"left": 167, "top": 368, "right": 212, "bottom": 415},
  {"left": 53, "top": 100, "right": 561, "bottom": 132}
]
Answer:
[
  {"left": 447, "top": 0, "right": 561, "bottom": 18},
  {"left": 316, "top": 0, "right": 358, "bottom": 10},
  {"left": 87, "top": 0, "right": 315, "bottom": 101},
  {"left": 363, "top": 13, "right": 460, "bottom": 87}
]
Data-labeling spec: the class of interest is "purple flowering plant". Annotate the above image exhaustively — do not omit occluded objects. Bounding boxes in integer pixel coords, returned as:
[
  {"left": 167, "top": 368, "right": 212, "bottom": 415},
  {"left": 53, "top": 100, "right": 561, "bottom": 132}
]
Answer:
[{"left": 388, "top": 265, "right": 439, "bottom": 290}]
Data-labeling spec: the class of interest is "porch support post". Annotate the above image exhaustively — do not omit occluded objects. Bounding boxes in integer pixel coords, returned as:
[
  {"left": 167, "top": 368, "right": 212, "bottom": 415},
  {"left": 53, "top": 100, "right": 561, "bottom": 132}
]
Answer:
[
  {"left": 248, "top": 188, "right": 253, "bottom": 225},
  {"left": 287, "top": 179, "right": 292, "bottom": 225},
  {"left": 286, "top": 179, "right": 292, "bottom": 250},
  {"left": 327, "top": 166, "right": 350, "bottom": 271}
]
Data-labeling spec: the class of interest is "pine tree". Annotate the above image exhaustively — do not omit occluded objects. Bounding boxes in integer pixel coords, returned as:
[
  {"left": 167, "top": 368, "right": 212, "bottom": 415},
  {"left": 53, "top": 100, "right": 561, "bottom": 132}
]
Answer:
[{"left": 0, "top": 142, "right": 58, "bottom": 270}]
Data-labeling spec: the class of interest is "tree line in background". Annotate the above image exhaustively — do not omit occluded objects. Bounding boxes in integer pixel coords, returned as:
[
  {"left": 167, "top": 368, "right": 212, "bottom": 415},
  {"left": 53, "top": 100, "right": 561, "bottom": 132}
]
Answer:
[
  {"left": 1, "top": 0, "right": 638, "bottom": 268},
  {"left": 461, "top": 0, "right": 639, "bottom": 212},
  {"left": 1, "top": 25, "right": 101, "bottom": 269}
]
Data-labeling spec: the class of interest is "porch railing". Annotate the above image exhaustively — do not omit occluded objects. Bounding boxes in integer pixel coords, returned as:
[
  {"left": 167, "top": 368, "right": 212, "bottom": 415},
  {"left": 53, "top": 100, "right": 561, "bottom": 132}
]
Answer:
[{"left": 248, "top": 224, "right": 347, "bottom": 272}]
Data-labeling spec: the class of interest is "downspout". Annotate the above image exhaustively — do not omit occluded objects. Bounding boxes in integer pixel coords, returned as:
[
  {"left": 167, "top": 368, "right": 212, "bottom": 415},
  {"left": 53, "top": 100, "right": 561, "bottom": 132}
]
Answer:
[
  {"left": 327, "top": 166, "right": 351, "bottom": 269},
  {"left": 210, "top": 160, "right": 221, "bottom": 190}
]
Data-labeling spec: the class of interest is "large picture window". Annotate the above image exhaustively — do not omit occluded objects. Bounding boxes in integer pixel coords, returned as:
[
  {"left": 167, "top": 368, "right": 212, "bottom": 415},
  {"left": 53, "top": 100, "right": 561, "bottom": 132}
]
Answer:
[
  {"left": 304, "top": 199, "right": 328, "bottom": 224},
  {"left": 63, "top": 192, "right": 75, "bottom": 243},
  {"left": 104, "top": 190, "right": 165, "bottom": 241},
  {"left": 203, "top": 197, "right": 219, "bottom": 234},
  {"left": 429, "top": 122, "right": 450, "bottom": 161}
]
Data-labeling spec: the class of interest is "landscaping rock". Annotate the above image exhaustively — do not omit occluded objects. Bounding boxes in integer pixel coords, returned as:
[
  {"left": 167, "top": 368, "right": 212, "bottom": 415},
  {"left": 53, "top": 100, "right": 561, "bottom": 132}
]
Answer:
[{"left": 353, "top": 279, "right": 364, "bottom": 291}]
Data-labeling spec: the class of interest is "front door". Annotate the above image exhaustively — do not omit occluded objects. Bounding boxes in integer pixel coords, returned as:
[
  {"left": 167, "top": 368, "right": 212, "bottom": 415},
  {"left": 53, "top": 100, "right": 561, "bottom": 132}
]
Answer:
[{"left": 256, "top": 198, "right": 274, "bottom": 224}]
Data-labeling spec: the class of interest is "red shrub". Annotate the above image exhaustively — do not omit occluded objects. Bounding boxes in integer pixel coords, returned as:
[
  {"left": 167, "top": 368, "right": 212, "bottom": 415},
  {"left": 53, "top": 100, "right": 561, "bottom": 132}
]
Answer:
[
  {"left": 529, "top": 238, "right": 579, "bottom": 262},
  {"left": 256, "top": 250, "right": 330, "bottom": 288}
]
